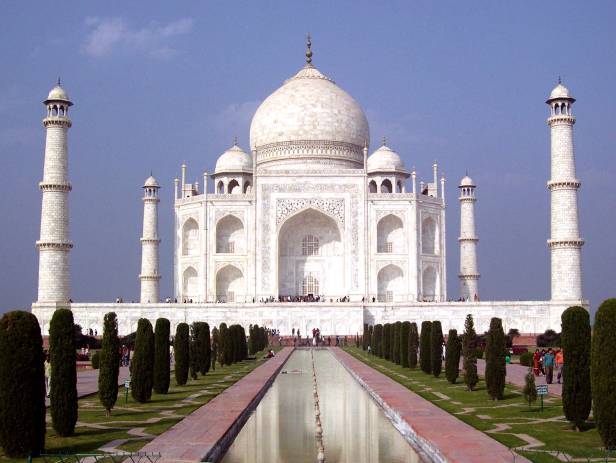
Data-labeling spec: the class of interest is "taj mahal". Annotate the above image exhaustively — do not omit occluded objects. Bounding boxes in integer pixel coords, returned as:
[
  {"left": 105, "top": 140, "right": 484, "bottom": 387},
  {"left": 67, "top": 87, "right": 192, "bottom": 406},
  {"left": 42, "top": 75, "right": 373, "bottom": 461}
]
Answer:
[{"left": 31, "top": 39, "right": 587, "bottom": 336}]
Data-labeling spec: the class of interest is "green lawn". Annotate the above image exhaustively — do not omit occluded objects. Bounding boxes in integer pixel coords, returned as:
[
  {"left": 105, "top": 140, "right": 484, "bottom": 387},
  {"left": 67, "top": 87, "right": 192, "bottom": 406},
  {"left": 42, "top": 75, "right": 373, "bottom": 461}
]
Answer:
[
  {"left": 0, "top": 351, "right": 276, "bottom": 462},
  {"left": 344, "top": 347, "right": 614, "bottom": 463}
]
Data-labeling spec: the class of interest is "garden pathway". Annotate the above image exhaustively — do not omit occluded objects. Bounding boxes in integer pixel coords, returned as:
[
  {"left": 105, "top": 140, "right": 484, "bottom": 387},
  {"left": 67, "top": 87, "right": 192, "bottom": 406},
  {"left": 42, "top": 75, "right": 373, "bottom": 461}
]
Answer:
[
  {"left": 46, "top": 366, "right": 130, "bottom": 407},
  {"left": 476, "top": 359, "right": 562, "bottom": 397}
]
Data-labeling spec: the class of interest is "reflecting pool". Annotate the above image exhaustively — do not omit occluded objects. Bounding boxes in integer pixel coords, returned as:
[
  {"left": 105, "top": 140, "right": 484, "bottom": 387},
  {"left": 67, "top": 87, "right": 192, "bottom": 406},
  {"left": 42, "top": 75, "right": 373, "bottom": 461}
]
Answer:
[{"left": 221, "top": 349, "right": 422, "bottom": 463}]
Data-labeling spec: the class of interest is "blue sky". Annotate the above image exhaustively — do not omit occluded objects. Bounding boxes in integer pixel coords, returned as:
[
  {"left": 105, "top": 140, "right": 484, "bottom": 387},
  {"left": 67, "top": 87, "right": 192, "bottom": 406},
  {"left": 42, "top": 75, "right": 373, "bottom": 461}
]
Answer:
[{"left": 1, "top": 1, "right": 614, "bottom": 315}]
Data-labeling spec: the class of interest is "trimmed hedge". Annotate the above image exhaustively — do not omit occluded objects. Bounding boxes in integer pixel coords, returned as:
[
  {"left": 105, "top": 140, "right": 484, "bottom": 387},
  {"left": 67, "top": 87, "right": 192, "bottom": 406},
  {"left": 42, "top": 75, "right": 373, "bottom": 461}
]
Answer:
[
  {"left": 392, "top": 322, "right": 401, "bottom": 364},
  {"left": 99, "top": 312, "right": 120, "bottom": 414},
  {"left": 0, "top": 311, "right": 46, "bottom": 458},
  {"left": 419, "top": 321, "right": 432, "bottom": 374},
  {"left": 485, "top": 317, "right": 506, "bottom": 400},
  {"left": 174, "top": 323, "right": 189, "bottom": 386},
  {"left": 91, "top": 351, "right": 101, "bottom": 369},
  {"left": 131, "top": 318, "right": 154, "bottom": 403},
  {"left": 591, "top": 298, "right": 616, "bottom": 449},
  {"left": 520, "top": 351, "right": 533, "bottom": 367},
  {"left": 383, "top": 324, "right": 391, "bottom": 360},
  {"left": 372, "top": 324, "right": 383, "bottom": 357},
  {"left": 408, "top": 322, "right": 419, "bottom": 369},
  {"left": 153, "top": 318, "right": 170, "bottom": 394},
  {"left": 49, "top": 308, "right": 78, "bottom": 436},
  {"left": 561, "top": 306, "right": 591, "bottom": 431},
  {"left": 431, "top": 321, "right": 443, "bottom": 377},
  {"left": 400, "top": 321, "right": 411, "bottom": 368},
  {"left": 445, "top": 329, "right": 461, "bottom": 384},
  {"left": 211, "top": 327, "right": 219, "bottom": 371}
]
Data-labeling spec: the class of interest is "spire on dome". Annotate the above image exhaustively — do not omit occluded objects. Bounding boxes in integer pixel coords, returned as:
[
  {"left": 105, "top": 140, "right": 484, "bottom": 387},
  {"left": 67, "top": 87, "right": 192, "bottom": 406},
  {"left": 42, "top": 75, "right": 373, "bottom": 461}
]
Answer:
[
  {"left": 305, "top": 33, "right": 313, "bottom": 64},
  {"left": 382, "top": 136, "right": 387, "bottom": 146},
  {"left": 558, "top": 75, "right": 562, "bottom": 84}
]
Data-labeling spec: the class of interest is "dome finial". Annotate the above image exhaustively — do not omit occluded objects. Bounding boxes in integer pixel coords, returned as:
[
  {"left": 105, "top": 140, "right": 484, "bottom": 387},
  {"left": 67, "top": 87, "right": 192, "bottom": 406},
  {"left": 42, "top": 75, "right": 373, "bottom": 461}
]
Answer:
[
  {"left": 305, "top": 33, "right": 313, "bottom": 64},
  {"left": 558, "top": 75, "right": 562, "bottom": 84},
  {"left": 233, "top": 135, "right": 238, "bottom": 146},
  {"left": 382, "top": 136, "right": 387, "bottom": 146},
  {"left": 57, "top": 76, "right": 61, "bottom": 86}
]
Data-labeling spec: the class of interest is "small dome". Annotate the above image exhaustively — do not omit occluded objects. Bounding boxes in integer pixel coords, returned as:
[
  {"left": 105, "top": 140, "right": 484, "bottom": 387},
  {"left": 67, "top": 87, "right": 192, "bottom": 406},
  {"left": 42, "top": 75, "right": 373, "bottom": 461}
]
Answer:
[
  {"left": 144, "top": 175, "right": 159, "bottom": 187},
  {"left": 548, "top": 83, "right": 574, "bottom": 101},
  {"left": 459, "top": 175, "right": 475, "bottom": 187},
  {"left": 215, "top": 144, "right": 253, "bottom": 174},
  {"left": 45, "top": 85, "right": 72, "bottom": 105},
  {"left": 367, "top": 143, "right": 404, "bottom": 172}
]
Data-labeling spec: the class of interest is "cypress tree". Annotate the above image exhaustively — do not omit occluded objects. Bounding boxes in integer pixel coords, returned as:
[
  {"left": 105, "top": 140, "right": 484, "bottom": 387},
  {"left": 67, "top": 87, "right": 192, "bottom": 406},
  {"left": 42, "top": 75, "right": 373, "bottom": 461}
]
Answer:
[
  {"left": 382, "top": 324, "right": 391, "bottom": 360},
  {"left": 362, "top": 323, "right": 369, "bottom": 350},
  {"left": 419, "top": 321, "right": 432, "bottom": 374},
  {"left": 591, "top": 298, "right": 616, "bottom": 449},
  {"left": 189, "top": 323, "right": 200, "bottom": 379},
  {"left": 153, "top": 318, "right": 170, "bottom": 394},
  {"left": 400, "top": 322, "right": 410, "bottom": 367},
  {"left": 431, "top": 321, "right": 443, "bottom": 377},
  {"left": 241, "top": 326, "right": 248, "bottom": 360},
  {"left": 249, "top": 324, "right": 257, "bottom": 355},
  {"left": 392, "top": 322, "right": 401, "bottom": 364},
  {"left": 131, "top": 318, "right": 155, "bottom": 403},
  {"left": 99, "top": 312, "right": 120, "bottom": 415},
  {"left": 389, "top": 322, "right": 397, "bottom": 360},
  {"left": 445, "top": 329, "right": 461, "bottom": 384},
  {"left": 463, "top": 314, "right": 479, "bottom": 391},
  {"left": 372, "top": 324, "right": 381, "bottom": 357},
  {"left": 199, "top": 322, "right": 211, "bottom": 375},
  {"left": 49, "top": 308, "right": 78, "bottom": 436},
  {"left": 211, "top": 327, "right": 219, "bottom": 371},
  {"left": 408, "top": 322, "right": 419, "bottom": 368},
  {"left": 174, "top": 323, "right": 189, "bottom": 386},
  {"left": 218, "top": 322, "right": 228, "bottom": 366},
  {"left": 561, "top": 306, "right": 591, "bottom": 431},
  {"left": 0, "top": 311, "right": 46, "bottom": 458},
  {"left": 367, "top": 325, "right": 374, "bottom": 351},
  {"left": 485, "top": 317, "right": 506, "bottom": 400}
]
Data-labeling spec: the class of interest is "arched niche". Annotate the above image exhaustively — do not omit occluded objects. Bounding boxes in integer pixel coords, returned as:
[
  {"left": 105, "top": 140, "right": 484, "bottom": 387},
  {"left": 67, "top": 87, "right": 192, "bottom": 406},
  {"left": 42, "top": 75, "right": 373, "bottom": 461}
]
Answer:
[
  {"left": 182, "top": 267, "right": 198, "bottom": 298},
  {"left": 421, "top": 216, "right": 438, "bottom": 255},
  {"left": 216, "top": 215, "right": 244, "bottom": 254},
  {"left": 377, "top": 214, "right": 403, "bottom": 253},
  {"left": 182, "top": 219, "right": 199, "bottom": 256},
  {"left": 216, "top": 265, "right": 244, "bottom": 302},
  {"left": 422, "top": 266, "right": 437, "bottom": 301},
  {"left": 377, "top": 264, "right": 403, "bottom": 302}
]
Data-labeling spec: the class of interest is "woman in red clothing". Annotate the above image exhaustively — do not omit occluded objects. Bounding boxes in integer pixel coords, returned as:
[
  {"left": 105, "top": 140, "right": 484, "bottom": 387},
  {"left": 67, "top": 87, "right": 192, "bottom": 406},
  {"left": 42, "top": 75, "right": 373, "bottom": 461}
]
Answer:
[{"left": 533, "top": 349, "right": 541, "bottom": 376}]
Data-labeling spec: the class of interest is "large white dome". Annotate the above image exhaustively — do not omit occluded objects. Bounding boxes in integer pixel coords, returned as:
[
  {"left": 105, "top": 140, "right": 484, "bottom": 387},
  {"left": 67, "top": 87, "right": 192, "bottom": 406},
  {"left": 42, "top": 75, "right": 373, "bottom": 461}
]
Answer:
[{"left": 249, "top": 63, "right": 370, "bottom": 170}]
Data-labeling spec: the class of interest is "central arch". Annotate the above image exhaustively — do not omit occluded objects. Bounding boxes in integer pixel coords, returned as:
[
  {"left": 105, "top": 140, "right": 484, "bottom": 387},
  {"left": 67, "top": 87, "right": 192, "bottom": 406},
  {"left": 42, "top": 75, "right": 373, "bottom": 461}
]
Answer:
[{"left": 278, "top": 208, "right": 343, "bottom": 299}]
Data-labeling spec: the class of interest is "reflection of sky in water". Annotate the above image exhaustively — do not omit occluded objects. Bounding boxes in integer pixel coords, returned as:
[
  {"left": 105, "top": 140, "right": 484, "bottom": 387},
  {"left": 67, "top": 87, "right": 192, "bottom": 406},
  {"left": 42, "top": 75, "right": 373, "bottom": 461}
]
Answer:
[{"left": 222, "top": 349, "right": 422, "bottom": 463}]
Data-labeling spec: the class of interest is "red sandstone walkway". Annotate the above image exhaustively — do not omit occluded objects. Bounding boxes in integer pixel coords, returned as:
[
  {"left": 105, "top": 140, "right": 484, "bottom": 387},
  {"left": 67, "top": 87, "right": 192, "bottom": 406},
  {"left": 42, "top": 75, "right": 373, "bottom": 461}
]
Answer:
[
  {"left": 142, "top": 347, "right": 294, "bottom": 463},
  {"left": 333, "top": 348, "right": 530, "bottom": 463},
  {"left": 45, "top": 366, "right": 130, "bottom": 407},
  {"left": 475, "top": 359, "right": 562, "bottom": 397}
]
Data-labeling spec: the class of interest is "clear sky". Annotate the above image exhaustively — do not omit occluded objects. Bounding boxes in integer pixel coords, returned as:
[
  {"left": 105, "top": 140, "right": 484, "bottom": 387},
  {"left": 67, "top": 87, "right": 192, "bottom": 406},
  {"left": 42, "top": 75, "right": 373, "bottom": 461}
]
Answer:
[{"left": 1, "top": 1, "right": 614, "bottom": 316}]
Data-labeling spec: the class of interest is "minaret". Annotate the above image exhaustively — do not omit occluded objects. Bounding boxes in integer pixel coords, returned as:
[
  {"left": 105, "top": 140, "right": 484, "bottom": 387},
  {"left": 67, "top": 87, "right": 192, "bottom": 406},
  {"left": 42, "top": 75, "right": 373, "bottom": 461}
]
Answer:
[
  {"left": 458, "top": 175, "right": 479, "bottom": 301},
  {"left": 546, "top": 80, "right": 583, "bottom": 301},
  {"left": 36, "top": 81, "right": 73, "bottom": 303},
  {"left": 140, "top": 175, "right": 161, "bottom": 303}
]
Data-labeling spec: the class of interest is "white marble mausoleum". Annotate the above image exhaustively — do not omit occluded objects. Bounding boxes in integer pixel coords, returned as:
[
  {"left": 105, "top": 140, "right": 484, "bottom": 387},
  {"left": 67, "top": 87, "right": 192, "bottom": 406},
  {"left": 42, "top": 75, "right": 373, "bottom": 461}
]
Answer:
[{"left": 31, "top": 41, "right": 587, "bottom": 336}]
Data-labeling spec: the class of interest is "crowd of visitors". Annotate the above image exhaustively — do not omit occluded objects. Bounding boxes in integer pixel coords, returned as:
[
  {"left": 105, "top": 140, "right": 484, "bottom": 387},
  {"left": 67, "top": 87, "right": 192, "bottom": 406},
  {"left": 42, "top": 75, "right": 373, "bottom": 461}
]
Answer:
[{"left": 532, "top": 348, "right": 563, "bottom": 384}]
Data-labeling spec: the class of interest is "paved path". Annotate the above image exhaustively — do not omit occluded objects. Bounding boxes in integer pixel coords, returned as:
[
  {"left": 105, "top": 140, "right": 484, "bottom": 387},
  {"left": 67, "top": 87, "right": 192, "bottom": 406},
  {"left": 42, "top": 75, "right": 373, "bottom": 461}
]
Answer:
[
  {"left": 46, "top": 366, "right": 130, "bottom": 406},
  {"left": 142, "top": 348, "right": 294, "bottom": 463},
  {"left": 333, "top": 348, "right": 530, "bottom": 463},
  {"left": 476, "top": 359, "right": 562, "bottom": 397}
]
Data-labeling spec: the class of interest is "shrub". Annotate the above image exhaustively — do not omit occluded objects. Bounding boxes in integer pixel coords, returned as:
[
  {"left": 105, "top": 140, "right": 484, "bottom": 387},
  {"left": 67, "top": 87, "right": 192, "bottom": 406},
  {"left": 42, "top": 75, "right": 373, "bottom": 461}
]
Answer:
[
  {"left": 485, "top": 317, "right": 506, "bottom": 400},
  {"left": 91, "top": 351, "right": 101, "bottom": 369},
  {"left": 0, "top": 311, "right": 46, "bottom": 458},
  {"left": 431, "top": 321, "right": 443, "bottom": 377},
  {"left": 189, "top": 323, "right": 200, "bottom": 379},
  {"left": 419, "top": 321, "right": 432, "bottom": 374},
  {"left": 445, "top": 329, "right": 461, "bottom": 384},
  {"left": 153, "top": 318, "right": 170, "bottom": 394},
  {"left": 475, "top": 347, "right": 484, "bottom": 359},
  {"left": 372, "top": 324, "right": 382, "bottom": 357},
  {"left": 389, "top": 323, "right": 396, "bottom": 361},
  {"left": 211, "top": 327, "right": 219, "bottom": 371},
  {"left": 591, "top": 298, "right": 616, "bottom": 449},
  {"left": 392, "top": 322, "right": 401, "bottom": 364},
  {"left": 561, "top": 306, "right": 591, "bottom": 431},
  {"left": 383, "top": 324, "right": 391, "bottom": 360},
  {"left": 463, "top": 314, "right": 478, "bottom": 391},
  {"left": 174, "top": 323, "right": 189, "bottom": 386},
  {"left": 523, "top": 369, "right": 537, "bottom": 408},
  {"left": 519, "top": 351, "right": 533, "bottom": 367},
  {"left": 537, "top": 329, "right": 561, "bottom": 347},
  {"left": 408, "top": 322, "right": 419, "bottom": 369},
  {"left": 218, "top": 323, "right": 228, "bottom": 366},
  {"left": 49, "top": 308, "right": 78, "bottom": 436},
  {"left": 400, "top": 322, "right": 410, "bottom": 367},
  {"left": 131, "top": 318, "right": 154, "bottom": 402},
  {"left": 99, "top": 312, "right": 120, "bottom": 415}
]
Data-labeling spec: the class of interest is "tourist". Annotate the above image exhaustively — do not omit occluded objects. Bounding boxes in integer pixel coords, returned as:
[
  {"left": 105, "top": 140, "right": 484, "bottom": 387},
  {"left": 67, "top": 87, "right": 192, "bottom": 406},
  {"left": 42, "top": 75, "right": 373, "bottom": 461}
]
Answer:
[
  {"left": 533, "top": 349, "right": 541, "bottom": 376},
  {"left": 367, "top": 345, "right": 372, "bottom": 355},
  {"left": 555, "top": 349, "right": 564, "bottom": 384},
  {"left": 544, "top": 348, "right": 555, "bottom": 384},
  {"left": 44, "top": 352, "right": 51, "bottom": 398}
]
